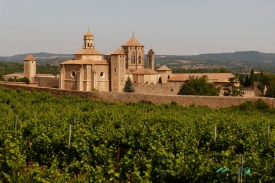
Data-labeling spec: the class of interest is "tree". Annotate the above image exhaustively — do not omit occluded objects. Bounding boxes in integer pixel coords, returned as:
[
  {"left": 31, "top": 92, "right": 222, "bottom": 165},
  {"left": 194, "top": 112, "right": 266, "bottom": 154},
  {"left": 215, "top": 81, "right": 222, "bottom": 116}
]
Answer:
[
  {"left": 158, "top": 77, "right": 162, "bottom": 84},
  {"left": 223, "top": 77, "right": 244, "bottom": 96},
  {"left": 18, "top": 77, "right": 30, "bottom": 84},
  {"left": 123, "top": 77, "right": 134, "bottom": 92},
  {"left": 256, "top": 72, "right": 275, "bottom": 97},
  {"left": 249, "top": 68, "right": 255, "bottom": 86},
  {"left": 177, "top": 76, "right": 220, "bottom": 96}
]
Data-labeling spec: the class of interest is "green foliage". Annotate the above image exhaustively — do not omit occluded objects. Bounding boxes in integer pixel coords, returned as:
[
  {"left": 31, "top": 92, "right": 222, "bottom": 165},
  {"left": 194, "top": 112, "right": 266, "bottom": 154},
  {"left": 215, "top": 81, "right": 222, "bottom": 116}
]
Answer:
[
  {"left": 255, "top": 72, "right": 275, "bottom": 97},
  {"left": 223, "top": 77, "right": 244, "bottom": 96},
  {"left": 156, "top": 51, "right": 275, "bottom": 73},
  {"left": 249, "top": 68, "right": 255, "bottom": 86},
  {"left": 0, "top": 61, "right": 59, "bottom": 79},
  {"left": 0, "top": 87, "right": 275, "bottom": 182},
  {"left": 123, "top": 77, "right": 134, "bottom": 92},
  {"left": 8, "top": 77, "right": 30, "bottom": 84},
  {"left": 255, "top": 98, "right": 270, "bottom": 111},
  {"left": 178, "top": 76, "right": 220, "bottom": 96}
]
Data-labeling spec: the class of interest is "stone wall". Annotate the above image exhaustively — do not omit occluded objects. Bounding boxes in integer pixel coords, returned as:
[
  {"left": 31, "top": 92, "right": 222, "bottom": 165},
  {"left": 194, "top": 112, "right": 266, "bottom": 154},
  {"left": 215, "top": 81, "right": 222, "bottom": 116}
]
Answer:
[
  {"left": 1, "top": 83, "right": 275, "bottom": 109},
  {"left": 133, "top": 82, "right": 182, "bottom": 95},
  {"left": 34, "top": 77, "right": 59, "bottom": 88}
]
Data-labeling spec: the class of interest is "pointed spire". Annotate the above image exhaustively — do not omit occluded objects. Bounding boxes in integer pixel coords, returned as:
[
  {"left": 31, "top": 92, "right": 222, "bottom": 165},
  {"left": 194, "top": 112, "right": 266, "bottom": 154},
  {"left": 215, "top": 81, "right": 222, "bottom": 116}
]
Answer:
[
  {"left": 122, "top": 36, "right": 143, "bottom": 46},
  {"left": 84, "top": 28, "right": 93, "bottom": 36}
]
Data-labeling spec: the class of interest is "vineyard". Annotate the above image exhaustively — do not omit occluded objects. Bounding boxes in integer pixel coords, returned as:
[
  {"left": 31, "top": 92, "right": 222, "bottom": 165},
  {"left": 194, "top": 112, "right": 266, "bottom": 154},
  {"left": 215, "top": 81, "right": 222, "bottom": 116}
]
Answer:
[{"left": 0, "top": 86, "right": 275, "bottom": 182}]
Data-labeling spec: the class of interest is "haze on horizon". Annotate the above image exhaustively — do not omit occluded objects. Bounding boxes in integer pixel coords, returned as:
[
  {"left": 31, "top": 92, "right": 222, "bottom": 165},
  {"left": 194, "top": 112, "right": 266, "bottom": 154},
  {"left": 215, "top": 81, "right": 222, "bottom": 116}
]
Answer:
[{"left": 0, "top": 0, "right": 275, "bottom": 56}]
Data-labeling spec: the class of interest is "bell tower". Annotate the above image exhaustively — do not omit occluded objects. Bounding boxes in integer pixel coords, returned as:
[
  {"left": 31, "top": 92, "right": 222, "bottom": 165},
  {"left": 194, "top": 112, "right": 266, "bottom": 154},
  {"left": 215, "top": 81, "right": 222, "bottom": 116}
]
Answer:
[
  {"left": 83, "top": 28, "right": 94, "bottom": 49},
  {"left": 147, "top": 49, "right": 155, "bottom": 70}
]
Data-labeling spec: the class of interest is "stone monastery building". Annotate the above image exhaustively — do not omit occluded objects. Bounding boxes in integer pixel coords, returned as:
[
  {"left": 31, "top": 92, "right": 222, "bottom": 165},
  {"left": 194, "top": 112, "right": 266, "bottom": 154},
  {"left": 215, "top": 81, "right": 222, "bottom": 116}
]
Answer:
[
  {"left": 59, "top": 29, "right": 158, "bottom": 92},
  {"left": 3, "top": 29, "right": 239, "bottom": 96}
]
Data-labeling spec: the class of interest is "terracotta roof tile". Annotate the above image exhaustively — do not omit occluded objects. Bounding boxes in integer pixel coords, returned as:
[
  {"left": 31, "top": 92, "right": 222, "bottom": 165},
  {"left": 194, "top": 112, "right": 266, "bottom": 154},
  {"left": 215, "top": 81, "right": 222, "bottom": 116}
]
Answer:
[
  {"left": 122, "top": 36, "right": 143, "bottom": 46},
  {"left": 84, "top": 29, "right": 93, "bottom": 36},
  {"left": 60, "top": 59, "right": 108, "bottom": 65},
  {"left": 111, "top": 48, "right": 125, "bottom": 55},
  {"left": 126, "top": 69, "right": 132, "bottom": 74},
  {"left": 3, "top": 73, "right": 24, "bottom": 77},
  {"left": 24, "top": 54, "right": 36, "bottom": 61},
  {"left": 35, "top": 74, "right": 55, "bottom": 77},
  {"left": 75, "top": 48, "right": 101, "bottom": 55},
  {"left": 133, "top": 68, "right": 158, "bottom": 75},
  {"left": 156, "top": 65, "right": 171, "bottom": 71},
  {"left": 168, "top": 73, "right": 235, "bottom": 83}
]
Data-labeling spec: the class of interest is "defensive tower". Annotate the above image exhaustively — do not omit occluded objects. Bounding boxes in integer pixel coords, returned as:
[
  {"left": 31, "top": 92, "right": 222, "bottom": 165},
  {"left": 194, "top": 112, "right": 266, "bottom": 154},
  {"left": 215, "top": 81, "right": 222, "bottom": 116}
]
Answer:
[{"left": 24, "top": 54, "right": 36, "bottom": 82}]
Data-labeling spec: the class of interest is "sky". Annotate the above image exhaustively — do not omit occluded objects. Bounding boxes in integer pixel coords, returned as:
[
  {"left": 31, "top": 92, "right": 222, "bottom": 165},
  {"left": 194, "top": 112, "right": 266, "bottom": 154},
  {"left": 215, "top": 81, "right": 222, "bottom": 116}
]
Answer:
[{"left": 0, "top": 0, "right": 275, "bottom": 56}]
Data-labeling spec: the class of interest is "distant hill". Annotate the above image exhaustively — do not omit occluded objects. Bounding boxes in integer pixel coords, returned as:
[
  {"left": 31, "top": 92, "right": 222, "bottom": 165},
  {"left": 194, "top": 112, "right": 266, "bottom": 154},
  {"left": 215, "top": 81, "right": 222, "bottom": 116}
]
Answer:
[
  {"left": 155, "top": 51, "right": 275, "bottom": 73},
  {"left": 0, "top": 52, "right": 74, "bottom": 66},
  {"left": 1, "top": 51, "right": 275, "bottom": 73}
]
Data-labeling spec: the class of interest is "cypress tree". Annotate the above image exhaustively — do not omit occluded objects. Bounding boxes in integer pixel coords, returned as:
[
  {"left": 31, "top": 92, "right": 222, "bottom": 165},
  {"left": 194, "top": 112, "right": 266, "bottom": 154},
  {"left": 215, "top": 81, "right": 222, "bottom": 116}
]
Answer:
[
  {"left": 123, "top": 77, "right": 134, "bottom": 92},
  {"left": 249, "top": 68, "right": 255, "bottom": 86}
]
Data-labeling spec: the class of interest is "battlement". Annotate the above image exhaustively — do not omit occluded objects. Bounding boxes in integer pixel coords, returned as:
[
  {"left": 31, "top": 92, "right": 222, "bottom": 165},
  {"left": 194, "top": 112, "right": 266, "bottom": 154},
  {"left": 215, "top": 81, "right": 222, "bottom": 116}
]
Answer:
[
  {"left": 34, "top": 77, "right": 59, "bottom": 88},
  {"left": 34, "top": 77, "right": 59, "bottom": 81},
  {"left": 1, "top": 82, "right": 274, "bottom": 109},
  {"left": 133, "top": 82, "right": 182, "bottom": 95}
]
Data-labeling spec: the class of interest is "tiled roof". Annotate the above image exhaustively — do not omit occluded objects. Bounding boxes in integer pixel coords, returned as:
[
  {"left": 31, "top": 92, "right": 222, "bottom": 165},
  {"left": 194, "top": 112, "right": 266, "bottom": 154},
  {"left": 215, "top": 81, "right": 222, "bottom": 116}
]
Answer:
[
  {"left": 60, "top": 59, "right": 108, "bottom": 65},
  {"left": 75, "top": 48, "right": 101, "bottom": 55},
  {"left": 35, "top": 74, "right": 55, "bottom": 77},
  {"left": 3, "top": 73, "right": 24, "bottom": 77},
  {"left": 122, "top": 36, "right": 143, "bottom": 46},
  {"left": 84, "top": 29, "right": 93, "bottom": 36},
  {"left": 126, "top": 69, "right": 132, "bottom": 74},
  {"left": 24, "top": 54, "right": 36, "bottom": 61},
  {"left": 168, "top": 73, "right": 235, "bottom": 83},
  {"left": 133, "top": 68, "right": 158, "bottom": 75},
  {"left": 111, "top": 48, "right": 125, "bottom": 55},
  {"left": 156, "top": 65, "right": 171, "bottom": 71}
]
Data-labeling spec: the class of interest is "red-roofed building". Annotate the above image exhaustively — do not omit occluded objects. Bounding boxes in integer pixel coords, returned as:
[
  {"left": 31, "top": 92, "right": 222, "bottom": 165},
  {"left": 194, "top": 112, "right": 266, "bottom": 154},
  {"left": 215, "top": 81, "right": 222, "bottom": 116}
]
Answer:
[{"left": 59, "top": 30, "right": 156, "bottom": 92}]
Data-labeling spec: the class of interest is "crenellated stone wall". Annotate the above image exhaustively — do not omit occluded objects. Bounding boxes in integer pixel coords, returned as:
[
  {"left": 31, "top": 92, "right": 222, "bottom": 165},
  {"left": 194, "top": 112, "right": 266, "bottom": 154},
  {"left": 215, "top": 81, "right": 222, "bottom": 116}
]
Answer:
[
  {"left": 34, "top": 77, "right": 59, "bottom": 88},
  {"left": 1, "top": 83, "right": 274, "bottom": 109},
  {"left": 133, "top": 82, "right": 182, "bottom": 95}
]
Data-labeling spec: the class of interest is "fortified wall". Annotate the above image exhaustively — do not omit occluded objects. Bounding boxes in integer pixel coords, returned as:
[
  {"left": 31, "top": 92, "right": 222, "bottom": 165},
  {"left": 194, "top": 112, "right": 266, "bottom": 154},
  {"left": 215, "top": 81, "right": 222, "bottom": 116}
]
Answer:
[
  {"left": 34, "top": 77, "right": 59, "bottom": 88},
  {"left": 1, "top": 83, "right": 274, "bottom": 109},
  {"left": 133, "top": 82, "right": 182, "bottom": 95}
]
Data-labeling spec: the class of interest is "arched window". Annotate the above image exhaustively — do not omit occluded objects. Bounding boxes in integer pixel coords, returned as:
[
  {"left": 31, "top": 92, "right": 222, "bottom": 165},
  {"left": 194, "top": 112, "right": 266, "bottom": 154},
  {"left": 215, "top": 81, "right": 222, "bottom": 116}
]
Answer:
[
  {"left": 138, "top": 53, "right": 141, "bottom": 64},
  {"left": 131, "top": 52, "right": 135, "bottom": 64}
]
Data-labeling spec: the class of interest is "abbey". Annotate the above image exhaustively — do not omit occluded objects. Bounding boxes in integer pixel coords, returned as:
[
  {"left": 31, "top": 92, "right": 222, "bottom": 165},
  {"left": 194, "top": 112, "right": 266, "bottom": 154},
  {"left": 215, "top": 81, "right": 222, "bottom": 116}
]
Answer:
[
  {"left": 59, "top": 29, "right": 158, "bottom": 92},
  {"left": 3, "top": 29, "right": 240, "bottom": 96}
]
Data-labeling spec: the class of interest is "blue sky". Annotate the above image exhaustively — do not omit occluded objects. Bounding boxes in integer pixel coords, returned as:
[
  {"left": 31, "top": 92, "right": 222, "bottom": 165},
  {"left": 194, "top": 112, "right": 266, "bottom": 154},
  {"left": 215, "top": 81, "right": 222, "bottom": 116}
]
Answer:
[{"left": 0, "top": 0, "right": 275, "bottom": 56}]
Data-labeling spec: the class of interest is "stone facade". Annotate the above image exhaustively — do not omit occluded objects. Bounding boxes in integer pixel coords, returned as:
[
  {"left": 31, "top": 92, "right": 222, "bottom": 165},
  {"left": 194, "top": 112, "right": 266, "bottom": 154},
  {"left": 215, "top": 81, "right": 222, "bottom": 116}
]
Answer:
[
  {"left": 24, "top": 54, "right": 36, "bottom": 83},
  {"left": 59, "top": 30, "right": 156, "bottom": 92},
  {"left": 133, "top": 82, "right": 182, "bottom": 95},
  {"left": 3, "top": 30, "right": 253, "bottom": 97},
  {"left": 34, "top": 77, "right": 59, "bottom": 88},
  {"left": 1, "top": 83, "right": 274, "bottom": 109}
]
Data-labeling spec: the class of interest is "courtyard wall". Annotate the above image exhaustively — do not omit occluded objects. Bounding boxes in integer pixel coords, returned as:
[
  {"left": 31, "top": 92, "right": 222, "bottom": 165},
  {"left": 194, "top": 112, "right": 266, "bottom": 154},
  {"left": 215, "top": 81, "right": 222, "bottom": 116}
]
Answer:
[{"left": 1, "top": 83, "right": 274, "bottom": 109}]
